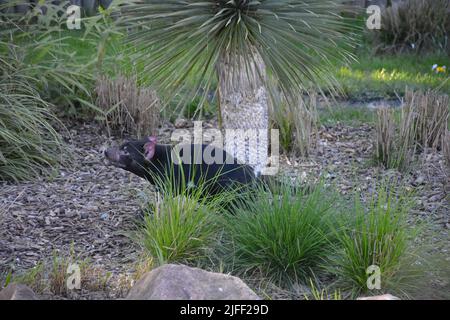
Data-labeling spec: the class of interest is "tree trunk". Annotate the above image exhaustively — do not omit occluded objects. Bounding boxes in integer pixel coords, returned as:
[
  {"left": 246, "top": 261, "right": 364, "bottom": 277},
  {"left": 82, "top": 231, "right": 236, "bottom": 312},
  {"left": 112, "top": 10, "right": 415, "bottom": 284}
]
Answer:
[{"left": 217, "top": 50, "right": 269, "bottom": 175}]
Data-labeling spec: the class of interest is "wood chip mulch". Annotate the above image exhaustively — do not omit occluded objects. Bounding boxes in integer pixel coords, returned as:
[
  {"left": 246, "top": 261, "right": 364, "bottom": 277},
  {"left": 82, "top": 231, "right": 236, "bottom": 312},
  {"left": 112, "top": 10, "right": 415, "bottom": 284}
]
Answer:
[{"left": 0, "top": 119, "right": 448, "bottom": 299}]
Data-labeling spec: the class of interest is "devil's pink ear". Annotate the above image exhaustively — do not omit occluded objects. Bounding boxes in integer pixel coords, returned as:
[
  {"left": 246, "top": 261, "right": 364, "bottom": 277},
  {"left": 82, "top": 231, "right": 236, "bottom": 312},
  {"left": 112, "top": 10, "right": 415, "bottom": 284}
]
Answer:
[{"left": 143, "top": 136, "right": 157, "bottom": 161}]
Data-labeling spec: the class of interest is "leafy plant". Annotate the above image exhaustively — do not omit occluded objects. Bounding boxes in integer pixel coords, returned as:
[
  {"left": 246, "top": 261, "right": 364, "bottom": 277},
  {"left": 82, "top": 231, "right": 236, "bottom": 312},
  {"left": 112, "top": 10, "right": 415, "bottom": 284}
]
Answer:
[{"left": 0, "top": 1, "right": 128, "bottom": 118}]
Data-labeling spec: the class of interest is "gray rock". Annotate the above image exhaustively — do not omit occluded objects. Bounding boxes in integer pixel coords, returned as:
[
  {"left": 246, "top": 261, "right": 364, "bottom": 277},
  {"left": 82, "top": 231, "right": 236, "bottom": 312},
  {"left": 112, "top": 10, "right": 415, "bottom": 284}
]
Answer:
[
  {"left": 0, "top": 284, "right": 37, "bottom": 300},
  {"left": 126, "top": 264, "right": 260, "bottom": 300},
  {"left": 357, "top": 294, "right": 400, "bottom": 300},
  {"left": 174, "top": 118, "right": 192, "bottom": 129}
]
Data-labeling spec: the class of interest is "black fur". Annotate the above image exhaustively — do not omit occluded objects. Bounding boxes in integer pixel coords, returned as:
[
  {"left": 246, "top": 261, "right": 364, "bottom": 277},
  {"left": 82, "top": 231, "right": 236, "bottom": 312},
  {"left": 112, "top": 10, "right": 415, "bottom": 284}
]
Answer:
[{"left": 105, "top": 138, "right": 256, "bottom": 196}]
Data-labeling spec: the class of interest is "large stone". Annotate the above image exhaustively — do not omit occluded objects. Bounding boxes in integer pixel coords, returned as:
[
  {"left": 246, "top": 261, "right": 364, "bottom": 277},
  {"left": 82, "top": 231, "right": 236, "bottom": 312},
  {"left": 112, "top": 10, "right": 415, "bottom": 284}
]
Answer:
[
  {"left": 0, "top": 284, "right": 37, "bottom": 300},
  {"left": 174, "top": 118, "right": 192, "bottom": 129},
  {"left": 126, "top": 264, "right": 260, "bottom": 300},
  {"left": 357, "top": 294, "right": 400, "bottom": 300}
]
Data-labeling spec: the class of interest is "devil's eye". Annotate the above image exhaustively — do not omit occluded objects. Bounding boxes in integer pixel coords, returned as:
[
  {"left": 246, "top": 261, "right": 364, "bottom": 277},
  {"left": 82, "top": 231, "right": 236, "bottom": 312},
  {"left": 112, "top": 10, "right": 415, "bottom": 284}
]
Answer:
[{"left": 121, "top": 145, "right": 130, "bottom": 156}]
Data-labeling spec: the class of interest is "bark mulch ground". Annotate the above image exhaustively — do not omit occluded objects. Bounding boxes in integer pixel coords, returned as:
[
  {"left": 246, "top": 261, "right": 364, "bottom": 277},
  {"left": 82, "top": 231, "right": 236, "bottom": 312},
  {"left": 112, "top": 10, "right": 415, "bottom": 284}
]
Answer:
[{"left": 0, "top": 119, "right": 448, "bottom": 299}]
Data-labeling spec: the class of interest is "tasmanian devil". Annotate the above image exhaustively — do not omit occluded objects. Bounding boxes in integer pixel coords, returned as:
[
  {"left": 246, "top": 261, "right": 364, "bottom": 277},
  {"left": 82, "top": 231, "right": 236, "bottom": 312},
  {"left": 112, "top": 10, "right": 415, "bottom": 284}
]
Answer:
[{"left": 104, "top": 136, "right": 257, "bottom": 196}]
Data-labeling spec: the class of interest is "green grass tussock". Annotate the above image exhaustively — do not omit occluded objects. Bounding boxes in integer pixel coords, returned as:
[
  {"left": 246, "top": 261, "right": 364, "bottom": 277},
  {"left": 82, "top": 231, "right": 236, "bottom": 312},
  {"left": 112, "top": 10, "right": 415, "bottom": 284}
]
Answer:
[
  {"left": 326, "top": 184, "right": 422, "bottom": 297},
  {"left": 0, "top": 76, "right": 67, "bottom": 181},
  {"left": 221, "top": 181, "right": 338, "bottom": 286}
]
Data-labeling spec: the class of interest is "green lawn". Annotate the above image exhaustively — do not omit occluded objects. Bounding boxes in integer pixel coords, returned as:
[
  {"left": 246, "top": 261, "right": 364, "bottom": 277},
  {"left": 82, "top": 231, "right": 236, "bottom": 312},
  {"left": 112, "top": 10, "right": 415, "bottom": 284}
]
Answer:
[
  {"left": 319, "top": 105, "right": 376, "bottom": 126},
  {"left": 333, "top": 53, "right": 450, "bottom": 99},
  {"left": 8, "top": 25, "right": 448, "bottom": 122},
  {"left": 57, "top": 29, "right": 450, "bottom": 101}
]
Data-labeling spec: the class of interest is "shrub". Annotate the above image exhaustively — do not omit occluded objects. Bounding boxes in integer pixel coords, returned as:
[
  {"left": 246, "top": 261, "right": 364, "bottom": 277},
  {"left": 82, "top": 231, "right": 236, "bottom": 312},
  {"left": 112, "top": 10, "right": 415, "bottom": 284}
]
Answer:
[
  {"left": 49, "top": 251, "right": 112, "bottom": 296},
  {"left": 48, "top": 252, "right": 73, "bottom": 296},
  {"left": 371, "top": 0, "right": 450, "bottom": 54},
  {"left": 95, "top": 74, "right": 161, "bottom": 138},
  {"left": 326, "top": 184, "right": 421, "bottom": 297},
  {"left": 2, "top": 248, "right": 112, "bottom": 296},
  {"left": 222, "top": 181, "right": 337, "bottom": 286}
]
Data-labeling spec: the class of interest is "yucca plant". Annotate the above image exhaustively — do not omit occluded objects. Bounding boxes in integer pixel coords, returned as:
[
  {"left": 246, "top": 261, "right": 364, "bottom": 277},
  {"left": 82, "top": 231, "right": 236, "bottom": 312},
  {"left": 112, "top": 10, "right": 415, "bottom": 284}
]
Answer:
[{"left": 117, "top": 0, "right": 359, "bottom": 172}]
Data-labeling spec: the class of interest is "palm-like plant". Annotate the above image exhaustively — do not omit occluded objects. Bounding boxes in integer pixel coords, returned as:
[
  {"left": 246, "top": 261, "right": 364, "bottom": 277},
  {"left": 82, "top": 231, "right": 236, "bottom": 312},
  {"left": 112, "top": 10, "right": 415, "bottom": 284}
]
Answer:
[{"left": 118, "top": 0, "right": 359, "bottom": 172}]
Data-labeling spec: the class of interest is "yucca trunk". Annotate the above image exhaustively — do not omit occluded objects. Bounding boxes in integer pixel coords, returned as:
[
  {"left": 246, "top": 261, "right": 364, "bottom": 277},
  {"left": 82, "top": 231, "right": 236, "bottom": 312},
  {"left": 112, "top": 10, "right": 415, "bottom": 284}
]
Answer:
[{"left": 217, "top": 51, "right": 269, "bottom": 174}]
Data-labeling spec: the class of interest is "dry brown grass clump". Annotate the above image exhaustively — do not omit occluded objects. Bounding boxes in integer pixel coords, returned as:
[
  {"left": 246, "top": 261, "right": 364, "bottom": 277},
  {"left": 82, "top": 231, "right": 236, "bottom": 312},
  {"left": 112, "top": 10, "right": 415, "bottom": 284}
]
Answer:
[
  {"left": 131, "top": 255, "right": 154, "bottom": 283},
  {"left": 375, "top": 105, "right": 416, "bottom": 170},
  {"left": 443, "top": 130, "right": 450, "bottom": 168},
  {"left": 1, "top": 251, "right": 114, "bottom": 297},
  {"left": 404, "top": 90, "right": 449, "bottom": 151},
  {"left": 372, "top": 0, "right": 450, "bottom": 54},
  {"left": 95, "top": 74, "right": 161, "bottom": 138},
  {"left": 375, "top": 107, "right": 396, "bottom": 168},
  {"left": 270, "top": 92, "right": 318, "bottom": 158},
  {"left": 374, "top": 89, "right": 449, "bottom": 170}
]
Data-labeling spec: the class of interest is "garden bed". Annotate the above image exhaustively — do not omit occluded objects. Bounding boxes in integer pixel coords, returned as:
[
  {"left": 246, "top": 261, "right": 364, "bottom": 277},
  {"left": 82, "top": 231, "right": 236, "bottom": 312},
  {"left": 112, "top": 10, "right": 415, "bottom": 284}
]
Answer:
[{"left": 0, "top": 114, "right": 448, "bottom": 299}]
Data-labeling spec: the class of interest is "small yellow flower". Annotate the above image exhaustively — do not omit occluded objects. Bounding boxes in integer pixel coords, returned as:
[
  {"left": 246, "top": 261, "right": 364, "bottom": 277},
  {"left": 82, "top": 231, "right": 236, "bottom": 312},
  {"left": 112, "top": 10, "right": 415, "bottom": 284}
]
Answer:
[{"left": 432, "top": 64, "right": 447, "bottom": 74}]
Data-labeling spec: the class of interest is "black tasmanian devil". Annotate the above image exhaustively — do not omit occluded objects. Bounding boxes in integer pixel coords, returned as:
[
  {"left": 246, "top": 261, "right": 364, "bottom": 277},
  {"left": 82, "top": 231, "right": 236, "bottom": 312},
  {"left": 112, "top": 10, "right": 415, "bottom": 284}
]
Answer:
[{"left": 104, "top": 136, "right": 257, "bottom": 195}]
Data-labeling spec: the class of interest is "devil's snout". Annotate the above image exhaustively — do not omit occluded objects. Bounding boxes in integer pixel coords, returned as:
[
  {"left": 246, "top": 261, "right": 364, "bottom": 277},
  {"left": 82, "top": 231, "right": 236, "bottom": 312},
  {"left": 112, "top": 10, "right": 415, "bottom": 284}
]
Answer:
[{"left": 105, "top": 148, "right": 121, "bottom": 162}]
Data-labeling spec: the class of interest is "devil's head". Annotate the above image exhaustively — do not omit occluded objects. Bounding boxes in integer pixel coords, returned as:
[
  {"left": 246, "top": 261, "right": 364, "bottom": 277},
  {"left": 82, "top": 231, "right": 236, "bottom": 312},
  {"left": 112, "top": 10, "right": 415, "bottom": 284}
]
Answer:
[{"left": 104, "top": 136, "right": 157, "bottom": 179}]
